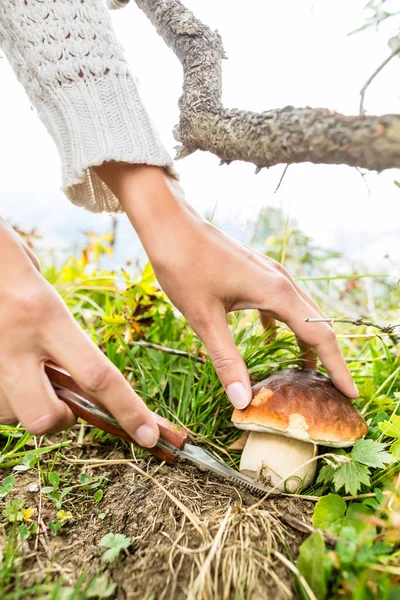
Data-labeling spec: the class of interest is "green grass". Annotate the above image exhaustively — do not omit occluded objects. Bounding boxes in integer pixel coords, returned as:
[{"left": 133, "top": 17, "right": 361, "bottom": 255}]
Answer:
[{"left": 0, "top": 224, "right": 399, "bottom": 599}]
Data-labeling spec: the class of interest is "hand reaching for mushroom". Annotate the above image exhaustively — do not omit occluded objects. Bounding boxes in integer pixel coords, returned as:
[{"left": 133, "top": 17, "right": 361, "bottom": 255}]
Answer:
[{"left": 95, "top": 164, "right": 359, "bottom": 408}]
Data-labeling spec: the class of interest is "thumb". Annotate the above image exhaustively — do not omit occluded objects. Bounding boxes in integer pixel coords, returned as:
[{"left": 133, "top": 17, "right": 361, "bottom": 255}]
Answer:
[{"left": 191, "top": 309, "right": 252, "bottom": 409}]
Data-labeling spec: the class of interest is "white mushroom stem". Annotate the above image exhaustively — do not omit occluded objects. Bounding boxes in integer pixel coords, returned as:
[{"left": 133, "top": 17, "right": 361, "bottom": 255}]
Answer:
[{"left": 239, "top": 431, "right": 317, "bottom": 494}]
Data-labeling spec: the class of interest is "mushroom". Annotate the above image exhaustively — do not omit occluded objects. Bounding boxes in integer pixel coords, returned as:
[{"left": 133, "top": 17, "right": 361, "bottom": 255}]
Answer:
[{"left": 231, "top": 369, "right": 368, "bottom": 493}]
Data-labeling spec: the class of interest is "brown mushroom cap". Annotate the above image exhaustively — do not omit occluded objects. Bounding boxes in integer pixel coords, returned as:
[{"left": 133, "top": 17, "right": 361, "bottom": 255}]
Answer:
[{"left": 231, "top": 369, "right": 368, "bottom": 448}]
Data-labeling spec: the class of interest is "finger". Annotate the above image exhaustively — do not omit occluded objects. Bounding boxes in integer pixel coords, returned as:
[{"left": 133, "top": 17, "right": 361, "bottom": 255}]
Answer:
[
  {"left": 269, "top": 266, "right": 332, "bottom": 370},
  {"left": 2, "top": 362, "right": 76, "bottom": 435},
  {"left": 188, "top": 306, "right": 252, "bottom": 409},
  {"left": 46, "top": 313, "right": 160, "bottom": 448},
  {"left": 266, "top": 280, "right": 358, "bottom": 398},
  {"left": 282, "top": 279, "right": 330, "bottom": 370}
]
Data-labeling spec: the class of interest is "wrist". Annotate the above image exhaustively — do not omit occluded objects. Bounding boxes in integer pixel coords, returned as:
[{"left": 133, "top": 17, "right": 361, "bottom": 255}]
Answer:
[{"left": 94, "top": 162, "right": 204, "bottom": 262}]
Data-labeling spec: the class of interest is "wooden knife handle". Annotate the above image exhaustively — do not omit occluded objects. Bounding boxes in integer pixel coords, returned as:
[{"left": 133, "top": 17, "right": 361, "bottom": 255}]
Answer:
[{"left": 44, "top": 361, "right": 187, "bottom": 464}]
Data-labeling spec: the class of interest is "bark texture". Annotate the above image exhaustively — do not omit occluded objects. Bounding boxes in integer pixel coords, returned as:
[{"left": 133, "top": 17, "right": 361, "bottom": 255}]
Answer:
[{"left": 136, "top": 0, "right": 400, "bottom": 172}]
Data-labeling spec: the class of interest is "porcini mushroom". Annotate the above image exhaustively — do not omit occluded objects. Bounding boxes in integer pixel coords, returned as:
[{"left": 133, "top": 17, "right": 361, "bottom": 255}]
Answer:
[{"left": 231, "top": 369, "right": 368, "bottom": 493}]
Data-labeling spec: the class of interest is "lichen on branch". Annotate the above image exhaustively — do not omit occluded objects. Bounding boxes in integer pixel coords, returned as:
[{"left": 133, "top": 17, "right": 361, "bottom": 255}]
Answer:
[{"left": 135, "top": 0, "right": 400, "bottom": 172}]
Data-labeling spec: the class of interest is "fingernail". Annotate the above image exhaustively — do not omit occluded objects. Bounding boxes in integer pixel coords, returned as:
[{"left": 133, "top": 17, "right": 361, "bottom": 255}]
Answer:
[
  {"left": 134, "top": 425, "right": 159, "bottom": 448},
  {"left": 351, "top": 383, "right": 359, "bottom": 398},
  {"left": 227, "top": 382, "right": 251, "bottom": 409}
]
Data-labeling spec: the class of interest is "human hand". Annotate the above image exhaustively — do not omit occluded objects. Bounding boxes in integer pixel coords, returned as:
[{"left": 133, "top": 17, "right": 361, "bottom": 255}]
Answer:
[
  {"left": 95, "top": 164, "right": 358, "bottom": 409},
  {"left": 0, "top": 219, "right": 159, "bottom": 447}
]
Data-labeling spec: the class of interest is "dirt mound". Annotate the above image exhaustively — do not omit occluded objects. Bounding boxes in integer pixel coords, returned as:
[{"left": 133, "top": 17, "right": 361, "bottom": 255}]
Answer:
[{"left": 1, "top": 445, "right": 314, "bottom": 599}]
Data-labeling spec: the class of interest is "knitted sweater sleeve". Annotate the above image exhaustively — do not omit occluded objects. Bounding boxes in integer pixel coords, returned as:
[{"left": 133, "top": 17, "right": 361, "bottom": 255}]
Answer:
[{"left": 0, "top": 0, "right": 175, "bottom": 213}]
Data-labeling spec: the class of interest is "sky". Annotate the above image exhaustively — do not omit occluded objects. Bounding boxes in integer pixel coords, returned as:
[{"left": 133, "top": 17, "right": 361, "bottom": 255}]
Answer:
[{"left": 0, "top": 0, "right": 399, "bottom": 271}]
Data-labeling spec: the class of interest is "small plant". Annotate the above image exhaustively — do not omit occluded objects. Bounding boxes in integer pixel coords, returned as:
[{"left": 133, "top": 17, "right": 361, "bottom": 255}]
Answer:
[
  {"left": 99, "top": 533, "right": 131, "bottom": 564},
  {"left": 0, "top": 476, "right": 15, "bottom": 498},
  {"left": 2, "top": 498, "right": 25, "bottom": 523},
  {"left": 297, "top": 491, "right": 400, "bottom": 599},
  {"left": 42, "top": 471, "right": 72, "bottom": 509},
  {"left": 317, "top": 439, "right": 395, "bottom": 496},
  {"left": 48, "top": 509, "right": 73, "bottom": 536}
]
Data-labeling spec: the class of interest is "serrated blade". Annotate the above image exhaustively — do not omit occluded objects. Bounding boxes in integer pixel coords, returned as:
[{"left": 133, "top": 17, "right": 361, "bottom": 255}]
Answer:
[{"left": 156, "top": 439, "right": 276, "bottom": 497}]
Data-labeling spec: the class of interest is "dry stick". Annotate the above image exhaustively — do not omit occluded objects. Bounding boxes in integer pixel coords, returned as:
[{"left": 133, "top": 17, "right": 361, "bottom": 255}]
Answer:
[
  {"left": 271, "top": 504, "right": 341, "bottom": 547},
  {"left": 305, "top": 316, "right": 400, "bottom": 335},
  {"left": 273, "top": 551, "right": 319, "bottom": 600},
  {"left": 360, "top": 45, "right": 400, "bottom": 114},
  {"left": 130, "top": 341, "right": 206, "bottom": 363},
  {"left": 274, "top": 164, "right": 289, "bottom": 193}
]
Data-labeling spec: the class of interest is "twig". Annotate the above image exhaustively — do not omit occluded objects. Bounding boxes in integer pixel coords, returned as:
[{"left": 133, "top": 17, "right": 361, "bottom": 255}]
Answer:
[
  {"left": 274, "top": 164, "right": 289, "bottom": 193},
  {"left": 305, "top": 316, "right": 400, "bottom": 334},
  {"left": 273, "top": 551, "right": 319, "bottom": 600},
  {"left": 130, "top": 341, "right": 206, "bottom": 363},
  {"left": 360, "top": 45, "right": 400, "bottom": 114},
  {"left": 272, "top": 506, "right": 341, "bottom": 547},
  {"left": 355, "top": 167, "right": 371, "bottom": 196}
]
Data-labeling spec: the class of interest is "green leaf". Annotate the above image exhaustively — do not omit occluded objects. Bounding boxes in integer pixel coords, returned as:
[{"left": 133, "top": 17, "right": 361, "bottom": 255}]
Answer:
[
  {"left": 2, "top": 498, "right": 24, "bottom": 522},
  {"left": 391, "top": 440, "right": 400, "bottom": 460},
  {"left": 93, "top": 489, "right": 103, "bottom": 503},
  {"left": 316, "top": 464, "right": 336, "bottom": 486},
  {"left": 0, "top": 475, "right": 15, "bottom": 497},
  {"left": 22, "top": 453, "right": 38, "bottom": 467},
  {"left": 351, "top": 439, "right": 395, "bottom": 468},
  {"left": 374, "top": 488, "right": 385, "bottom": 504},
  {"left": 313, "top": 495, "right": 375, "bottom": 543},
  {"left": 49, "top": 472, "right": 60, "bottom": 489},
  {"left": 345, "top": 503, "right": 375, "bottom": 540},
  {"left": 18, "top": 523, "right": 37, "bottom": 541},
  {"left": 378, "top": 415, "right": 400, "bottom": 438},
  {"left": 99, "top": 533, "right": 131, "bottom": 564},
  {"left": 313, "top": 494, "right": 346, "bottom": 535},
  {"left": 332, "top": 462, "right": 370, "bottom": 496},
  {"left": 297, "top": 531, "right": 327, "bottom": 599},
  {"left": 48, "top": 521, "right": 64, "bottom": 536},
  {"left": 80, "top": 473, "right": 91, "bottom": 484}
]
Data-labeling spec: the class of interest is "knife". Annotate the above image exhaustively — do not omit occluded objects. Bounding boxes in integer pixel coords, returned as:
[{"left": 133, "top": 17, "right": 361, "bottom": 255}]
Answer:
[{"left": 45, "top": 361, "right": 272, "bottom": 497}]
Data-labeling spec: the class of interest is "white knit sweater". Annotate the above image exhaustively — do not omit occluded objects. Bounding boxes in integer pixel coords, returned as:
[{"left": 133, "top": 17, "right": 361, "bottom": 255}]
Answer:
[{"left": 0, "top": 0, "right": 174, "bottom": 212}]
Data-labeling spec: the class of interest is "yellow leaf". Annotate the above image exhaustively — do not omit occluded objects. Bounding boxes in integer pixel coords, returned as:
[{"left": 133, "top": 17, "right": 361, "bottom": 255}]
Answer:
[
  {"left": 57, "top": 510, "right": 73, "bottom": 522},
  {"left": 102, "top": 315, "right": 127, "bottom": 326},
  {"left": 21, "top": 507, "right": 34, "bottom": 522},
  {"left": 139, "top": 282, "right": 158, "bottom": 295},
  {"left": 141, "top": 262, "right": 155, "bottom": 282}
]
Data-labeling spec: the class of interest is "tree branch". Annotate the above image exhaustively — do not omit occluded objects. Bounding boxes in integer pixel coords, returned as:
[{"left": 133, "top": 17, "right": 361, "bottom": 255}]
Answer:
[{"left": 136, "top": 0, "right": 400, "bottom": 172}]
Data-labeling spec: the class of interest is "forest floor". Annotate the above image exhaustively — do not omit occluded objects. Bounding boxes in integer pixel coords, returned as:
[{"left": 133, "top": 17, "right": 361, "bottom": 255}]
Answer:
[{"left": 0, "top": 434, "right": 313, "bottom": 600}]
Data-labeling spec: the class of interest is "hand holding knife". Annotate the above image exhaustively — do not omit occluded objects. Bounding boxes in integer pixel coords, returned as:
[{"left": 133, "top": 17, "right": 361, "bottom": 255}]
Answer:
[{"left": 45, "top": 361, "right": 271, "bottom": 496}]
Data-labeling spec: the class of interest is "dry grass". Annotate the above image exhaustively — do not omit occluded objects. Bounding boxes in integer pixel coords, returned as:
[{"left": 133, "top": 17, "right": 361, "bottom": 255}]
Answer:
[{"left": 0, "top": 440, "right": 314, "bottom": 599}]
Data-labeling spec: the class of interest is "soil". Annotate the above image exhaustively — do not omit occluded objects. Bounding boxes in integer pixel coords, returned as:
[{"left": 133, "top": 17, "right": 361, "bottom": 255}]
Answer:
[{"left": 0, "top": 440, "right": 315, "bottom": 600}]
